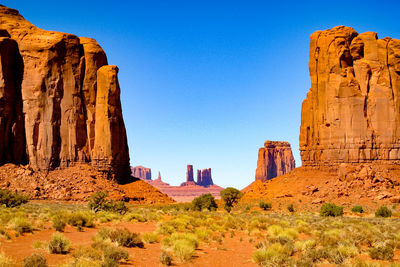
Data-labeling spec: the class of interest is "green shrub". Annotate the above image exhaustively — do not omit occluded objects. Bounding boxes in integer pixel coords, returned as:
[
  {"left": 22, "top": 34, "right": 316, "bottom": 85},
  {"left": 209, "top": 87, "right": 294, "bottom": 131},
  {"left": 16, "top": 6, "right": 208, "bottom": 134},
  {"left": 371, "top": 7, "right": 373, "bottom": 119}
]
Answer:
[
  {"left": 287, "top": 204, "right": 295, "bottom": 213},
  {"left": 192, "top": 194, "right": 218, "bottom": 211},
  {"left": 23, "top": 253, "right": 47, "bottom": 267},
  {"left": 259, "top": 201, "right": 272, "bottom": 211},
  {"left": 48, "top": 232, "right": 71, "bottom": 254},
  {"left": 160, "top": 251, "right": 172, "bottom": 266},
  {"left": 220, "top": 187, "right": 243, "bottom": 212},
  {"left": 68, "top": 211, "right": 94, "bottom": 227},
  {"left": 0, "top": 189, "right": 29, "bottom": 207},
  {"left": 103, "top": 244, "right": 129, "bottom": 263},
  {"left": 96, "top": 227, "right": 144, "bottom": 248},
  {"left": 252, "top": 243, "right": 292, "bottom": 266},
  {"left": 320, "top": 203, "right": 343, "bottom": 217},
  {"left": 369, "top": 245, "right": 394, "bottom": 260},
  {"left": 142, "top": 232, "right": 159, "bottom": 244},
  {"left": 375, "top": 206, "right": 392, "bottom": 218},
  {"left": 10, "top": 216, "right": 33, "bottom": 234},
  {"left": 88, "top": 191, "right": 128, "bottom": 214},
  {"left": 173, "top": 239, "right": 196, "bottom": 262},
  {"left": 351, "top": 205, "right": 364, "bottom": 213},
  {"left": 52, "top": 216, "right": 66, "bottom": 232}
]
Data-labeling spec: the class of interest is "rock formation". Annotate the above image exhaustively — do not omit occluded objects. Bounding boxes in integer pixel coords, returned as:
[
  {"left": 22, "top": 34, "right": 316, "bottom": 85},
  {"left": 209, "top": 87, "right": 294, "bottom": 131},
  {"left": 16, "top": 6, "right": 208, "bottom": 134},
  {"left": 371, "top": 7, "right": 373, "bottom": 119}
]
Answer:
[
  {"left": 197, "top": 168, "right": 214, "bottom": 186},
  {"left": 186, "top": 165, "right": 194, "bottom": 182},
  {"left": 255, "top": 141, "right": 295, "bottom": 182},
  {"left": 0, "top": 5, "right": 130, "bottom": 182},
  {"left": 196, "top": 169, "right": 202, "bottom": 184},
  {"left": 300, "top": 26, "right": 400, "bottom": 166},
  {"left": 131, "top": 166, "right": 152, "bottom": 180}
]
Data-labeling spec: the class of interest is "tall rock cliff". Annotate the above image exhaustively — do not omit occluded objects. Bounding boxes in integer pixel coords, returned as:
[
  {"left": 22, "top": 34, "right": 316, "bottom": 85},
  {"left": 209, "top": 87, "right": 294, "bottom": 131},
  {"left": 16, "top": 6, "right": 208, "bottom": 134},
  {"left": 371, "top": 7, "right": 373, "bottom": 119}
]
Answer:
[
  {"left": 255, "top": 141, "right": 295, "bottom": 182},
  {"left": 300, "top": 26, "right": 400, "bottom": 166},
  {"left": 0, "top": 5, "right": 130, "bottom": 182},
  {"left": 186, "top": 165, "right": 194, "bottom": 182}
]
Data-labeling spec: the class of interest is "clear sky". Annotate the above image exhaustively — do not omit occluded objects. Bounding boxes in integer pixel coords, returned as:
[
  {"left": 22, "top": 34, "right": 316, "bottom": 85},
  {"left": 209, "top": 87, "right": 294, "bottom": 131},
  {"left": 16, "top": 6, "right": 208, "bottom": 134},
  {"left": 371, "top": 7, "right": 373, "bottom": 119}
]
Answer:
[{"left": 3, "top": 0, "right": 400, "bottom": 189}]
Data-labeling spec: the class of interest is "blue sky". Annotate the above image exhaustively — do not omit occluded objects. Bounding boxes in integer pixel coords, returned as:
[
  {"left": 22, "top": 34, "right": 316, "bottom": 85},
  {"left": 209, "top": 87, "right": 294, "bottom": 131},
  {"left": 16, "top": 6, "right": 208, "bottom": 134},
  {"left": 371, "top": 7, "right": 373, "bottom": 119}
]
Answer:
[{"left": 3, "top": 1, "right": 400, "bottom": 189}]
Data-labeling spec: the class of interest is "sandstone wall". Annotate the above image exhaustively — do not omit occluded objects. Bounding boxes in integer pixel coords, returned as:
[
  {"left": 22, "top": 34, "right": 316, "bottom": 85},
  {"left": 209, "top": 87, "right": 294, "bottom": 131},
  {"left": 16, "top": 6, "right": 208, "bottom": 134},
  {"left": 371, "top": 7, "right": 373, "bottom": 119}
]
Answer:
[
  {"left": 0, "top": 5, "right": 130, "bottom": 182},
  {"left": 255, "top": 141, "right": 295, "bottom": 182},
  {"left": 131, "top": 166, "right": 152, "bottom": 180},
  {"left": 300, "top": 26, "right": 400, "bottom": 166}
]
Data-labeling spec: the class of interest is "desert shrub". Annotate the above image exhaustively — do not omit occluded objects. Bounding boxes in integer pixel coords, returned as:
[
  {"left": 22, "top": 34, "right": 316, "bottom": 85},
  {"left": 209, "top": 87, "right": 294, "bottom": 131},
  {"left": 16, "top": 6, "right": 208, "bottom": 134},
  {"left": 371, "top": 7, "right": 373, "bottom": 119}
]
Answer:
[
  {"left": 160, "top": 251, "right": 173, "bottom": 266},
  {"left": 0, "top": 252, "right": 14, "bottom": 267},
  {"left": 52, "top": 215, "right": 66, "bottom": 232},
  {"left": 68, "top": 211, "right": 94, "bottom": 227},
  {"left": 72, "top": 245, "right": 103, "bottom": 262},
  {"left": 369, "top": 245, "right": 394, "bottom": 260},
  {"left": 10, "top": 216, "right": 33, "bottom": 234},
  {"left": 23, "top": 253, "right": 47, "bottom": 267},
  {"left": 48, "top": 232, "right": 71, "bottom": 254},
  {"left": 351, "top": 205, "right": 364, "bottom": 213},
  {"left": 220, "top": 187, "right": 243, "bottom": 212},
  {"left": 287, "top": 204, "right": 295, "bottom": 213},
  {"left": 192, "top": 194, "right": 218, "bottom": 211},
  {"left": 252, "top": 243, "right": 292, "bottom": 266},
  {"left": 142, "top": 232, "right": 159, "bottom": 243},
  {"left": 320, "top": 203, "right": 343, "bottom": 217},
  {"left": 96, "top": 227, "right": 144, "bottom": 248},
  {"left": 259, "top": 201, "right": 272, "bottom": 211},
  {"left": 375, "top": 206, "right": 392, "bottom": 218},
  {"left": 88, "top": 191, "right": 128, "bottom": 214},
  {"left": 0, "top": 189, "right": 29, "bottom": 207},
  {"left": 173, "top": 239, "right": 196, "bottom": 262},
  {"left": 103, "top": 244, "right": 129, "bottom": 264}
]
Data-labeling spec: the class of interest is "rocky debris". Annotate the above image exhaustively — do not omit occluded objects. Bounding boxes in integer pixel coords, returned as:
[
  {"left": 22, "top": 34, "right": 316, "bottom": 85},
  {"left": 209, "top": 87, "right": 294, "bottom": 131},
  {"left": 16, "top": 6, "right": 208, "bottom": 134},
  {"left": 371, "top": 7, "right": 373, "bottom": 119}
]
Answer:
[
  {"left": 0, "top": 163, "right": 173, "bottom": 203},
  {"left": 255, "top": 141, "right": 295, "bottom": 182},
  {"left": 0, "top": 5, "right": 130, "bottom": 182},
  {"left": 300, "top": 26, "right": 400, "bottom": 166},
  {"left": 311, "top": 198, "right": 324, "bottom": 204},
  {"left": 131, "top": 166, "right": 152, "bottom": 180},
  {"left": 186, "top": 165, "right": 194, "bottom": 182}
]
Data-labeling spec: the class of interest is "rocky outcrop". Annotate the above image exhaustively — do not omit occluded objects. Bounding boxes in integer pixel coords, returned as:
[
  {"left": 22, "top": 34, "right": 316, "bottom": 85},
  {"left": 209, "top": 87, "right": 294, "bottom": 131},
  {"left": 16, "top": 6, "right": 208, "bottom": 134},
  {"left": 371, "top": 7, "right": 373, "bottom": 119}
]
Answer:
[
  {"left": 0, "top": 5, "right": 130, "bottom": 182},
  {"left": 197, "top": 168, "right": 213, "bottom": 186},
  {"left": 186, "top": 165, "right": 194, "bottom": 182},
  {"left": 300, "top": 26, "right": 400, "bottom": 166},
  {"left": 131, "top": 166, "right": 152, "bottom": 180},
  {"left": 255, "top": 141, "right": 295, "bottom": 182}
]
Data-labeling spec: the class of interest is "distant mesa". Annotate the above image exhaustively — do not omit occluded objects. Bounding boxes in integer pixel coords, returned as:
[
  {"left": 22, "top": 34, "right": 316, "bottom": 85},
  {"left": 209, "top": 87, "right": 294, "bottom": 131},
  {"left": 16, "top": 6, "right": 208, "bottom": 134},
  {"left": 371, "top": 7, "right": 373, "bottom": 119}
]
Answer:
[
  {"left": 255, "top": 141, "right": 295, "bottom": 182},
  {"left": 134, "top": 164, "right": 223, "bottom": 202},
  {"left": 131, "top": 166, "right": 152, "bottom": 180}
]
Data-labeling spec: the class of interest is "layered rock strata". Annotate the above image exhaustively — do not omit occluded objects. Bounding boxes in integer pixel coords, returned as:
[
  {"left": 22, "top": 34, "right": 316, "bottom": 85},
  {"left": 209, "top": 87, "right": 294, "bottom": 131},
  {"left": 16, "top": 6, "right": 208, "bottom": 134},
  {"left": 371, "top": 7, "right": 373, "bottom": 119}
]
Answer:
[
  {"left": 300, "top": 26, "right": 400, "bottom": 166},
  {"left": 0, "top": 5, "right": 130, "bottom": 182},
  {"left": 255, "top": 141, "right": 295, "bottom": 182}
]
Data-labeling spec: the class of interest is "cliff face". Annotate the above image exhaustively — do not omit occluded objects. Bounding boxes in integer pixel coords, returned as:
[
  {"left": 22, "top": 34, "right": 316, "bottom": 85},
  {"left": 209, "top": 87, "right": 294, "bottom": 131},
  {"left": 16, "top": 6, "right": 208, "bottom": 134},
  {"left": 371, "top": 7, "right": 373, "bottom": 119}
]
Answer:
[
  {"left": 255, "top": 141, "right": 295, "bottom": 182},
  {"left": 300, "top": 26, "right": 400, "bottom": 166},
  {"left": 0, "top": 5, "right": 130, "bottom": 182},
  {"left": 131, "top": 166, "right": 152, "bottom": 180}
]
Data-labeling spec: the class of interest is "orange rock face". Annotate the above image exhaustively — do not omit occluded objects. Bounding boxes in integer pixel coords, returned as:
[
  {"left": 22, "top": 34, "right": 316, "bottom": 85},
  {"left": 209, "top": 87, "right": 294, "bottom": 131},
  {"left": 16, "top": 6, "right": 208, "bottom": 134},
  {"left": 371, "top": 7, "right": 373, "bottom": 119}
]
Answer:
[
  {"left": 300, "top": 26, "right": 400, "bottom": 166},
  {"left": 255, "top": 141, "right": 295, "bottom": 182},
  {"left": 0, "top": 5, "right": 130, "bottom": 182}
]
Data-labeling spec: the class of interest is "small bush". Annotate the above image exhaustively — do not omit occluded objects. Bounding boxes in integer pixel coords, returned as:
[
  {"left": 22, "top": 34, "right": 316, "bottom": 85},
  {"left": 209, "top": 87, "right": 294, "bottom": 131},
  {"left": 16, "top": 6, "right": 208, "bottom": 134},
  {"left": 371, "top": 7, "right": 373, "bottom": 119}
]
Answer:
[
  {"left": 88, "top": 191, "right": 128, "bottom": 214},
  {"left": 52, "top": 216, "right": 66, "bottom": 232},
  {"left": 0, "top": 252, "right": 14, "bottom": 267},
  {"left": 0, "top": 189, "right": 29, "bottom": 207},
  {"left": 48, "top": 232, "right": 71, "bottom": 254},
  {"left": 68, "top": 211, "right": 94, "bottom": 228},
  {"left": 259, "top": 201, "right": 272, "bottom": 211},
  {"left": 173, "top": 239, "right": 195, "bottom": 262},
  {"left": 375, "top": 206, "right": 392, "bottom": 218},
  {"left": 369, "top": 245, "right": 394, "bottom": 260},
  {"left": 10, "top": 217, "right": 33, "bottom": 234},
  {"left": 192, "top": 194, "right": 218, "bottom": 211},
  {"left": 23, "top": 253, "right": 47, "bottom": 267},
  {"left": 103, "top": 244, "right": 129, "bottom": 263},
  {"left": 252, "top": 243, "right": 292, "bottom": 266},
  {"left": 160, "top": 251, "right": 172, "bottom": 266},
  {"left": 220, "top": 187, "right": 243, "bottom": 212},
  {"left": 96, "top": 227, "right": 144, "bottom": 248},
  {"left": 351, "top": 205, "right": 364, "bottom": 213},
  {"left": 142, "top": 232, "right": 159, "bottom": 244},
  {"left": 287, "top": 204, "right": 295, "bottom": 213},
  {"left": 320, "top": 203, "right": 343, "bottom": 217}
]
